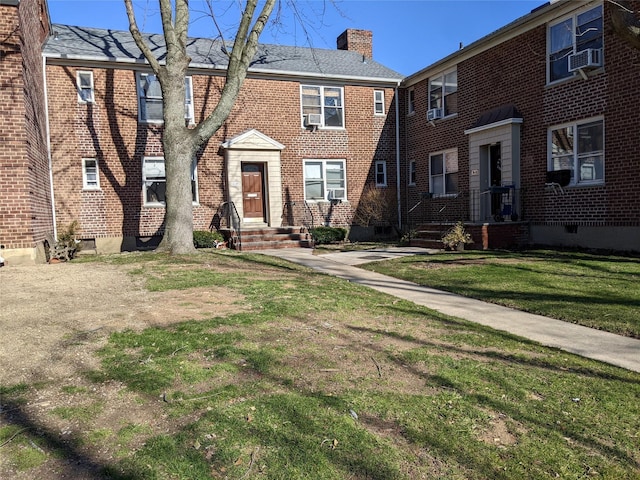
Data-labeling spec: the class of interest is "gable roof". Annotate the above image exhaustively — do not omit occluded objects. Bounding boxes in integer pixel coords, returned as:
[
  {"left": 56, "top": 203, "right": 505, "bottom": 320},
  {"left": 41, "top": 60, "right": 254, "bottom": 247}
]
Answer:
[{"left": 44, "top": 24, "right": 403, "bottom": 85}]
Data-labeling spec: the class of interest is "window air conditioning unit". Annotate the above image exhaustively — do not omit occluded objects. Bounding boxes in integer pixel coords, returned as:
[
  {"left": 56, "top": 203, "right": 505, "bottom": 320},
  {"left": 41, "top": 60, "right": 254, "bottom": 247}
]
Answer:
[
  {"left": 327, "top": 188, "right": 346, "bottom": 201},
  {"left": 427, "top": 108, "right": 443, "bottom": 122},
  {"left": 305, "top": 113, "right": 322, "bottom": 127},
  {"left": 568, "top": 48, "right": 602, "bottom": 72}
]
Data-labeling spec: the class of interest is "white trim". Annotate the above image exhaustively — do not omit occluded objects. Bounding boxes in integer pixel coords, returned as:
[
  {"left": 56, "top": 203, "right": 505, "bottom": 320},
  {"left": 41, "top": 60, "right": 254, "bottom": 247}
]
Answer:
[
  {"left": 374, "top": 89, "right": 385, "bottom": 115},
  {"left": 300, "top": 85, "right": 345, "bottom": 130},
  {"left": 76, "top": 70, "right": 94, "bottom": 103},
  {"left": 82, "top": 158, "right": 100, "bottom": 190},
  {"left": 464, "top": 117, "right": 523, "bottom": 135},
  {"left": 375, "top": 160, "right": 387, "bottom": 187},
  {"left": 548, "top": 116, "right": 604, "bottom": 186},
  {"left": 303, "top": 159, "right": 347, "bottom": 202},
  {"left": 43, "top": 54, "right": 57, "bottom": 240},
  {"left": 142, "top": 156, "right": 199, "bottom": 206},
  {"left": 429, "top": 148, "right": 459, "bottom": 195}
]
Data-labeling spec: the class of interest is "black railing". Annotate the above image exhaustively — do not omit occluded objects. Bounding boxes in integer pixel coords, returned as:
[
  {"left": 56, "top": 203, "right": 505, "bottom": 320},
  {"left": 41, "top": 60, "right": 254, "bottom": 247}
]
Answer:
[
  {"left": 217, "top": 201, "right": 242, "bottom": 250},
  {"left": 408, "top": 188, "right": 523, "bottom": 226}
]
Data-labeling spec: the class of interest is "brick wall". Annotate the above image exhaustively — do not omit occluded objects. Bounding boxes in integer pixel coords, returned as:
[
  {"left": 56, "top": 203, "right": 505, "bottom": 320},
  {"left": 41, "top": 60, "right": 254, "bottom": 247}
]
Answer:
[
  {"left": 402, "top": 1, "right": 640, "bottom": 243},
  {"left": 46, "top": 63, "right": 398, "bottom": 242},
  {"left": 0, "top": 0, "right": 53, "bottom": 252}
]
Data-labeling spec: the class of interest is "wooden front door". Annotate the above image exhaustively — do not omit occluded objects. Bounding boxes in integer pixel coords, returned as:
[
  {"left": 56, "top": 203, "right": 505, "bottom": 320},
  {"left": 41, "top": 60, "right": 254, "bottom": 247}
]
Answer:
[{"left": 242, "top": 163, "right": 265, "bottom": 219}]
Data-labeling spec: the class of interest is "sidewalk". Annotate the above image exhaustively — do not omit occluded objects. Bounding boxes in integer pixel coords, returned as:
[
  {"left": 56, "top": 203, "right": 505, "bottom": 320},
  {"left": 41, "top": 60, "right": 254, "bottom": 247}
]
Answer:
[{"left": 258, "top": 247, "right": 640, "bottom": 373}]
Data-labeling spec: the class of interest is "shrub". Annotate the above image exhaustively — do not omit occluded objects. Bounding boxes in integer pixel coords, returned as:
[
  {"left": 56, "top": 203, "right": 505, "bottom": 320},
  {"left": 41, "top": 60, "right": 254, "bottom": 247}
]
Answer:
[
  {"left": 56, "top": 220, "right": 82, "bottom": 258},
  {"left": 441, "top": 222, "right": 473, "bottom": 250},
  {"left": 193, "top": 230, "right": 224, "bottom": 248},
  {"left": 312, "top": 226, "right": 347, "bottom": 245}
]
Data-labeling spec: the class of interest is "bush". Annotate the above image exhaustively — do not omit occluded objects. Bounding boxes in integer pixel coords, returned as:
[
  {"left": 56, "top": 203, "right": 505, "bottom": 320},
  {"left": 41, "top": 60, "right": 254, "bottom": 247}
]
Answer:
[
  {"left": 193, "top": 230, "right": 224, "bottom": 248},
  {"left": 312, "top": 226, "right": 347, "bottom": 245},
  {"left": 56, "top": 220, "right": 82, "bottom": 258}
]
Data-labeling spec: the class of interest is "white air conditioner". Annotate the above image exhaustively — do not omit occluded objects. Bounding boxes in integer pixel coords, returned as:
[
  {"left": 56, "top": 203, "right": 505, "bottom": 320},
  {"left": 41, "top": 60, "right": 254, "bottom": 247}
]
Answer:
[
  {"left": 427, "top": 108, "right": 443, "bottom": 121},
  {"left": 568, "top": 48, "right": 602, "bottom": 72},
  {"left": 327, "top": 188, "right": 346, "bottom": 201},
  {"left": 305, "top": 113, "right": 322, "bottom": 127}
]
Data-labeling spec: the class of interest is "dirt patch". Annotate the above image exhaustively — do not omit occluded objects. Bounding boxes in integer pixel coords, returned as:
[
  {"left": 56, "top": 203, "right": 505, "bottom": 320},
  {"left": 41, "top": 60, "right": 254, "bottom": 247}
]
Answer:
[{"left": 0, "top": 262, "right": 246, "bottom": 386}]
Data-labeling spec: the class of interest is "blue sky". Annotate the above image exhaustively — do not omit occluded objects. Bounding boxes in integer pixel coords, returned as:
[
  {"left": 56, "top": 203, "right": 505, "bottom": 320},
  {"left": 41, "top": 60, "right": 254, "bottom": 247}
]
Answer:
[{"left": 47, "top": 0, "right": 544, "bottom": 75}]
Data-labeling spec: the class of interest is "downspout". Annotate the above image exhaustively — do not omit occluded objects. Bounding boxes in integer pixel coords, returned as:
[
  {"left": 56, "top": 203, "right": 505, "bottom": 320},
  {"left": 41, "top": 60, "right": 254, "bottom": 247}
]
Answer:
[
  {"left": 394, "top": 85, "right": 401, "bottom": 231},
  {"left": 42, "top": 53, "right": 57, "bottom": 239}
]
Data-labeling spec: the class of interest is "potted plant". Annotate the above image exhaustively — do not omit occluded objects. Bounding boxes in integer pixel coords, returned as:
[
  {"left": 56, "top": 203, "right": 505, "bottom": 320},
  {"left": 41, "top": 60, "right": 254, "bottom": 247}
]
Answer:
[{"left": 442, "top": 221, "right": 473, "bottom": 251}]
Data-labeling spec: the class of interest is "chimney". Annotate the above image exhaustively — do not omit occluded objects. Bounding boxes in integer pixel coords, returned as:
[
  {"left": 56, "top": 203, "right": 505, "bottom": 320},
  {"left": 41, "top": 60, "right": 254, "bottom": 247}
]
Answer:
[{"left": 337, "top": 29, "right": 373, "bottom": 60}]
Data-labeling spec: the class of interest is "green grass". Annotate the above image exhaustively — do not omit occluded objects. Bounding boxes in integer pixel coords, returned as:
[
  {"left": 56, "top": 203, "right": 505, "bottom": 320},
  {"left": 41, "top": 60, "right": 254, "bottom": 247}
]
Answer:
[
  {"left": 361, "top": 249, "right": 640, "bottom": 338},
  {"left": 2, "top": 251, "right": 640, "bottom": 479}
]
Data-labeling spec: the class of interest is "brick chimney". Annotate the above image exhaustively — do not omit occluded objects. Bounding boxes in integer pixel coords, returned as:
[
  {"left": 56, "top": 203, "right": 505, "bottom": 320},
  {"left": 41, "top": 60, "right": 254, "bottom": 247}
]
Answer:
[{"left": 337, "top": 29, "right": 373, "bottom": 59}]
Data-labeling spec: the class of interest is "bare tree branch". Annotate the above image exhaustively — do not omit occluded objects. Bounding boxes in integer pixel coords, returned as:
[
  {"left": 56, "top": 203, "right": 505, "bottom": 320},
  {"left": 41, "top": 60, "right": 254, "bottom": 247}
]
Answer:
[
  {"left": 124, "top": 0, "right": 162, "bottom": 74},
  {"left": 610, "top": 0, "right": 640, "bottom": 50}
]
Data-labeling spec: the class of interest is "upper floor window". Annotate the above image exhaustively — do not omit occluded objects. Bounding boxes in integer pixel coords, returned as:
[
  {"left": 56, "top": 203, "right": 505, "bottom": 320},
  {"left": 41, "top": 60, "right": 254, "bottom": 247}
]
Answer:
[
  {"left": 301, "top": 85, "right": 344, "bottom": 128},
  {"left": 429, "top": 149, "right": 458, "bottom": 195},
  {"left": 407, "top": 88, "right": 415, "bottom": 115},
  {"left": 375, "top": 160, "right": 387, "bottom": 187},
  {"left": 137, "top": 73, "right": 194, "bottom": 124},
  {"left": 77, "top": 71, "right": 94, "bottom": 103},
  {"left": 303, "top": 159, "right": 346, "bottom": 201},
  {"left": 143, "top": 156, "right": 198, "bottom": 206},
  {"left": 548, "top": 4, "right": 603, "bottom": 83},
  {"left": 374, "top": 90, "right": 385, "bottom": 115},
  {"left": 549, "top": 118, "right": 604, "bottom": 185},
  {"left": 82, "top": 158, "right": 100, "bottom": 189},
  {"left": 429, "top": 68, "right": 457, "bottom": 118}
]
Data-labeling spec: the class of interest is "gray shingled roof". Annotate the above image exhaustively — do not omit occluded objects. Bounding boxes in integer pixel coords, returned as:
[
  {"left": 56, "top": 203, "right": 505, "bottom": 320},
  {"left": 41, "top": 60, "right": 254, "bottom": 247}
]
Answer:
[{"left": 45, "top": 24, "right": 403, "bottom": 84}]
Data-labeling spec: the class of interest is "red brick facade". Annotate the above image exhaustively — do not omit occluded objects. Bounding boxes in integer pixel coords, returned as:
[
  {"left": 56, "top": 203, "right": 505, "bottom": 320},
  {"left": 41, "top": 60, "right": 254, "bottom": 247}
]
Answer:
[
  {"left": 402, "top": 0, "right": 640, "bottom": 251},
  {"left": 0, "top": 0, "right": 53, "bottom": 261},
  {"left": 45, "top": 65, "right": 398, "bottom": 249},
  {"left": 3, "top": 0, "right": 639, "bottom": 261}
]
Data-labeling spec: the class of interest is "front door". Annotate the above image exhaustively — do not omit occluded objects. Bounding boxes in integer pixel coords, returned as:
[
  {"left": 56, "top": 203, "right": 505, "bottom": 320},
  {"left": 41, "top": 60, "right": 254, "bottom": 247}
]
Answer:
[{"left": 242, "top": 163, "right": 265, "bottom": 220}]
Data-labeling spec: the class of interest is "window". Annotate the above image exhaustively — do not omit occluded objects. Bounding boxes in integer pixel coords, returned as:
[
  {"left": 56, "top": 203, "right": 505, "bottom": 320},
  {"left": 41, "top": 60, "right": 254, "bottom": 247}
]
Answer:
[
  {"left": 429, "top": 68, "right": 457, "bottom": 117},
  {"left": 77, "top": 71, "right": 94, "bottom": 103},
  {"left": 549, "top": 118, "right": 604, "bottom": 184},
  {"left": 407, "top": 88, "right": 415, "bottom": 115},
  {"left": 82, "top": 158, "right": 99, "bottom": 189},
  {"left": 548, "top": 4, "right": 603, "bottom": 82},
  {"left": 303, "top": 159, "right": 346, "bottom": 201},
  {"left": 137, "top": 73, "right": 194, "bottom": 123},
  {"left": 143, "top": 157, "right": 198, "bottom": 205},
  {"left": 301, "top": 85, "right": 344, "bottom": 128},
  {"left": 429, "top": 149, "right": 458, "bottom": 195},
  {"left": 375, "top": 160, "right": 387, "bottom": 187},
  {"left": 409, "top": 160, "right": 417, "bottom": 186},
  {"left": 374, "top": 90, "right": 385, "bottom": 115}
]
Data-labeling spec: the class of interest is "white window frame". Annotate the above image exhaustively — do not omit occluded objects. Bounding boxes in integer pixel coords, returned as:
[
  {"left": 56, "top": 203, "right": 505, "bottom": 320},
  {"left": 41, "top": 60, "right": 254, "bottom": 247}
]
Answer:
[
  {"left": 374, "top": 90, "right": 385, "bottom": 115},
  {"left": 82, "top": 158, "right": 100, "bottom": 190},
  {"left": 375, "top": 160, "right": 387, "bottom": 187},
  {"left": 547, "top": 3, "right": 603, "bottom": 84},
  {"left": 429, "top": 149, "right": 458, "bottom": 196},
  {"left": 408, "top": 160, "right": 417, "bottom": 186},
  {"left": 548, "top": 117, "right": 604, "bottom": 186},
  {"left": 407, "top": 88, "right": 415, "bottom": 115},
  {"left": 142, "top": 156, "right": 199, "bottom": 206},
  {"left": 76, "top": 71, "right": 94, "bottom": 103},
  {"left": 303, "top": 159, "right": 346, "bottom": 202},
  {"left": 137, "top": 73, "right": 194, "bottom": 124},
  {"left": 428, "top": 68, "right": 457, "bottom": 117},
  {"left": 300, "top": 85, "right": 345, "bottom": 129}
]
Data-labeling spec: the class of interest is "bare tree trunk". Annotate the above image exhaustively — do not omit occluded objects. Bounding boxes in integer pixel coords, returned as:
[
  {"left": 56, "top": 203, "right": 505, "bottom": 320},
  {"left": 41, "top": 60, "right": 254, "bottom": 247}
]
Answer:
[{"left": 124, "top": 0, "right": 276, "bottom": 254}]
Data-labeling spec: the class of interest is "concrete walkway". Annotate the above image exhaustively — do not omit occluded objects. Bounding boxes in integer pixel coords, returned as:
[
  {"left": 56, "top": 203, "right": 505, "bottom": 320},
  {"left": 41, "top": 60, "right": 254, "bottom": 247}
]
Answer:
[{"left": 258, "top": 247, "right": 640, "bottom": 373}]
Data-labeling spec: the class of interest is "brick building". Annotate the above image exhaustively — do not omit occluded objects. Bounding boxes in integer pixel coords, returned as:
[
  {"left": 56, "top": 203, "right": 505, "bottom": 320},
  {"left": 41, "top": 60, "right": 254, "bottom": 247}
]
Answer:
[
  {"left": 402, "top": 0, "right": 640, "bottom": 251},
  {"left": 1, "top": 0, "right": 639, "bottom": 264}
]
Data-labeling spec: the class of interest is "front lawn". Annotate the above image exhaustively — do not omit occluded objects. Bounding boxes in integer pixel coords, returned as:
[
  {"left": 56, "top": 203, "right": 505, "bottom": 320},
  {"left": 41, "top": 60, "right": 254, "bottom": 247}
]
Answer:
[
  {"left": 1, "top": 251, "right": 639, "bottom": 479},
  {"left": 361, "top": 249, "right": 640, "bottom": 338}
]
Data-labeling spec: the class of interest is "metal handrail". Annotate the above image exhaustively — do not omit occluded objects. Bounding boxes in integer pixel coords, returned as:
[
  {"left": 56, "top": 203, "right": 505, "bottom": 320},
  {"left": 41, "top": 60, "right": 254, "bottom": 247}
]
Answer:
[
  {"left": 303, "top": 201, "right": 315, "bottom": 247},
  {"left": 219, "top": 201, "right": 242, "bottom": 250}
]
